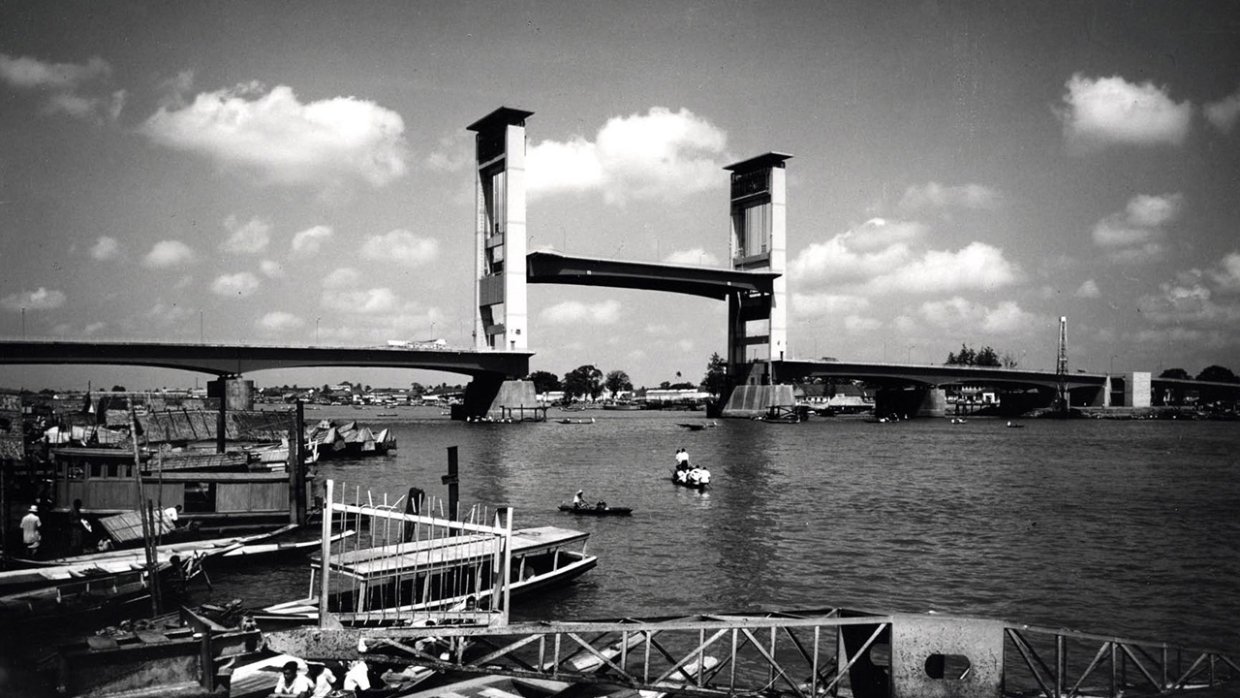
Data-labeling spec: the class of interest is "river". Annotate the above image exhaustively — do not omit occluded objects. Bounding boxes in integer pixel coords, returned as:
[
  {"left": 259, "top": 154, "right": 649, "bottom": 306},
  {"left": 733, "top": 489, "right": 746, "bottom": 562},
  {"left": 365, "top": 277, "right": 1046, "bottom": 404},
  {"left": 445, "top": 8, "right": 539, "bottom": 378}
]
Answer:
[{"left": 207, "top": 406, "right": 1240, "bottom": 655}]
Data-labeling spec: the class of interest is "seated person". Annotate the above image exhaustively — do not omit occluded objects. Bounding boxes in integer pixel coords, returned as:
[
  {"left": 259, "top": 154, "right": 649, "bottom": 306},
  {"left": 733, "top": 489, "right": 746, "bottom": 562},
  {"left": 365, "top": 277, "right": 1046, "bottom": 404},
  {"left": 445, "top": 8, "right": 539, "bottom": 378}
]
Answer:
[{"left": 271, "top": 660, "right": 314, "bottom": 698}]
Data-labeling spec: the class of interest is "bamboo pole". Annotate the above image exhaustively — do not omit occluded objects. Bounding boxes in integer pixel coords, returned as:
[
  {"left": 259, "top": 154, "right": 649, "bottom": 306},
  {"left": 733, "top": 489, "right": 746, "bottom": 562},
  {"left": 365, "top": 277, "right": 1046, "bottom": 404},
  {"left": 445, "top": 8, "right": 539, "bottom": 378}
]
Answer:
[
  {"left": 318, "top": 478, "right": 334, "bottom": 628},
  {"left": 128, "top": 408, "right": 157, "bottom": 618}
]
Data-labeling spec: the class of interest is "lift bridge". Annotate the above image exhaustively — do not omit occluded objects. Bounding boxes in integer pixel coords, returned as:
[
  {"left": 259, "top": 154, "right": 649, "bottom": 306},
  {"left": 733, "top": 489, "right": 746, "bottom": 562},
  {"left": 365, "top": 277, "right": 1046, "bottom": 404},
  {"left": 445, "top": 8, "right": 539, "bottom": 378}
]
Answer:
[{"left": 261, "top": 481, "right": 1239, "bottom": 698}]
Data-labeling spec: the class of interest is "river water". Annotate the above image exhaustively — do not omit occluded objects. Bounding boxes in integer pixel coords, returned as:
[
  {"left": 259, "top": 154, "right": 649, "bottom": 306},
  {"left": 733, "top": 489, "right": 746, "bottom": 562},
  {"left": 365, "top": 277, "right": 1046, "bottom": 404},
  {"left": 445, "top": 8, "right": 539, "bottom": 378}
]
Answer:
[{"left": 208, "top": 406, "right": 1240, "bottom": 655}]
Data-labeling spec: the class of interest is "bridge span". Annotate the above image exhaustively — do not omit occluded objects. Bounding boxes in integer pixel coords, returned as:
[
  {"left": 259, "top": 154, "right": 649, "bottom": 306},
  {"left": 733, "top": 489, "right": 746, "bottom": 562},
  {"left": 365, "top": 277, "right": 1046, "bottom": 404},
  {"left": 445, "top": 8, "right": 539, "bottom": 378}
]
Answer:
[
  {"left": 774, "top": 360, "right": 1107, "bottom": 391},
  {"left": 0, "top": 340, "right": 531, "bottom": 380}
]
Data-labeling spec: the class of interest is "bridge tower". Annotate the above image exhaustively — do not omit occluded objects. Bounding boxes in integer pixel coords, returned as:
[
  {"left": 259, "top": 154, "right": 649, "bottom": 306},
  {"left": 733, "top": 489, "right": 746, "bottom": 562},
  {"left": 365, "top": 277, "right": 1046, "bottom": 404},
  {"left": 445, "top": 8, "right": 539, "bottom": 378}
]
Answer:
[
  {"left": 468, "top": 107, "right": 533, "bottom": 352},
  {"left": 460, "top": 107, "right": 538, "bottom": 419},
  {"left": 720, "top": 153, "right": 796, "bottom": 417}
]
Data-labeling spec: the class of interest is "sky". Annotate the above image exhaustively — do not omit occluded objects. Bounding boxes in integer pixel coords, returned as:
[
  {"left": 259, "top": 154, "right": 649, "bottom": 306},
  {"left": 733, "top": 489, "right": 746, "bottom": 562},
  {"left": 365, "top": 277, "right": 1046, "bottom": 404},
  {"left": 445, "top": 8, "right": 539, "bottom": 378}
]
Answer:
[{"left": 2, "top": 1, "right": 1239, "bottom": 391}]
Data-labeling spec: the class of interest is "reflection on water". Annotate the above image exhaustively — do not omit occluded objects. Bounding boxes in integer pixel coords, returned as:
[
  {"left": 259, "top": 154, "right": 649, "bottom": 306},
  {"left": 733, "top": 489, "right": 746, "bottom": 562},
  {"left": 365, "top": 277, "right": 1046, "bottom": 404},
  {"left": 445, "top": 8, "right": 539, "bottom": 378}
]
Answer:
[{"left": 210, "top": 407, "right": 1240, "bottom": 653}]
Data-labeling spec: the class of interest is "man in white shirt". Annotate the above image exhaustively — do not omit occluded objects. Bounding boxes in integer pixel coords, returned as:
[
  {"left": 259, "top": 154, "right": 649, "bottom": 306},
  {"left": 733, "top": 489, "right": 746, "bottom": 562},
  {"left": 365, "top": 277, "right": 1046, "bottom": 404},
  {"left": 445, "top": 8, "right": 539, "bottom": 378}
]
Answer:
[
  {"left": 20, "top": 505, "right": 41, "bottom": 557},
  {"left": 271, "top": 660, "right": 313, "bottom": 697}
]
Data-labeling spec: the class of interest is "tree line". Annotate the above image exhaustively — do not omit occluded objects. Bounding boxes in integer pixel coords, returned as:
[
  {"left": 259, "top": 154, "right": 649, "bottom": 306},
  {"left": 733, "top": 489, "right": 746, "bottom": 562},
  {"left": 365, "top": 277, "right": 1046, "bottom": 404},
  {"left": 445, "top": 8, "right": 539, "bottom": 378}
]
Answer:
[{"left": 527, "top": 353, "right": 730, "bottom": 404}]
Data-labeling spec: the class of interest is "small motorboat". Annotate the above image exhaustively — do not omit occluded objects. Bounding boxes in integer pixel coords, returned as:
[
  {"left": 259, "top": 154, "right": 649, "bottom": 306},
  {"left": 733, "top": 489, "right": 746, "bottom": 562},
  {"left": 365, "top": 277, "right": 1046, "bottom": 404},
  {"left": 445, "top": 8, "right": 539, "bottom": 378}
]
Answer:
[
  {"left": 1006, "top": 421, "right": 1025, "bottom": 429},
  {"left": 558, "top": 504, "right": 633, "bottom": 516}
]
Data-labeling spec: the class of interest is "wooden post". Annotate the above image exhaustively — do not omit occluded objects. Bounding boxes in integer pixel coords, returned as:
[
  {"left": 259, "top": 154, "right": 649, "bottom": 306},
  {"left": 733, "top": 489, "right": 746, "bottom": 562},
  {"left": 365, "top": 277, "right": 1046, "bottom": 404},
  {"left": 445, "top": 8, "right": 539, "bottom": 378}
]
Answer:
[
  {"left": 216, "top": 381, "right": 227, "bottom": 454},
  {"left": 290, "top": 401, "right": 306, "bottom": 525},
  {"left": 442, "top": 446, "right": 459, "bottom": 522},
  {"left": 500, "top": 506, "right": 513, "bottom": 625},
  {"left": 317, "top": 478, "right": 333, "bottom": 628},
  {"left": 129, "top": 408, "right": 157, "bottom": 618}
]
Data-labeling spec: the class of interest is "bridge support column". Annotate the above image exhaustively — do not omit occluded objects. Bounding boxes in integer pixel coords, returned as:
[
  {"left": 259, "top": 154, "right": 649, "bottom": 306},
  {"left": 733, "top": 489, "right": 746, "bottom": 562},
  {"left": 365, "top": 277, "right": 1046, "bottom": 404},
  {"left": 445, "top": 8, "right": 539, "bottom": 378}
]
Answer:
[
  {"left": 875, "top": 387, "right": 946, "bottom": 419},
  {"left": 206, "top": 377, "right": 254, "bottom": 411},
  {"left": 458, "top": 378, "right": 537, "bottom": 421},
  {"left": 720, "top": 382, "right": 797, "bottom": 418}
]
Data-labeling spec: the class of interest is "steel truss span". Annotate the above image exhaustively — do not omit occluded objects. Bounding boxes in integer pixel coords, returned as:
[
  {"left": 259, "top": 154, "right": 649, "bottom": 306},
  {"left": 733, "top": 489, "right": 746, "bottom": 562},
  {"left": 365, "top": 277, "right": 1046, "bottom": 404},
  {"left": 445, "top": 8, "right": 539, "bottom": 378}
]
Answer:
[{"left": 264, "top": 608, "right": 1239, "bottom": 698}]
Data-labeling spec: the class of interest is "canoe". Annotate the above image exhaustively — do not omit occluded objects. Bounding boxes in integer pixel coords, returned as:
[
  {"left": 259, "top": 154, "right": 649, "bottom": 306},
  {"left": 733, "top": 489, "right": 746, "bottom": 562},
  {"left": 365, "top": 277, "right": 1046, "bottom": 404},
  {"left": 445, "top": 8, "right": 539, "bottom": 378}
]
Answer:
[{"left": 558, "top": 505, "right": 632, "bottom": 516}]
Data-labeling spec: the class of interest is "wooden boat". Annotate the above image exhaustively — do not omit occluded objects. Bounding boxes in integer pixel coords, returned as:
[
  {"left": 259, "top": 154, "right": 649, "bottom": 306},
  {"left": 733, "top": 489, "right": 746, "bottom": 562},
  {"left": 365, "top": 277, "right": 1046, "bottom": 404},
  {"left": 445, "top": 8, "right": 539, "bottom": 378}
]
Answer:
[
  {"left": 256, "top": 525, "right": 597, "bottom": 628},
  {"left": 558, "top": 504, "right": 632, "bottom": 516},
  {"left": 671, "top": 468, "right": 711, "bottom": 490}
]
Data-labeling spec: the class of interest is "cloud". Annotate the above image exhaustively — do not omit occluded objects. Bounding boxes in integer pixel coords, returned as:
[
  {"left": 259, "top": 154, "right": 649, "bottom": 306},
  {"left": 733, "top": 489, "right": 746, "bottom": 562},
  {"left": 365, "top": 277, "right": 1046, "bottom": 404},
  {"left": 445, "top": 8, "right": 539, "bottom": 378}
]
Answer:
[
  {"left": 1074, "top": 279, "right": 1101, "bottom": 298},
  {"left": 0, "top": 53, "right": 123, "bottom": 122},
  {"left": 143, "top": 240, "right": 195, "bottom": 268},
  {"left": 864, "top": 242, "right": 1020, "bottom": 294},
  {"left": 1210, "top": 252, "right": 1240, "bottom": 292},
  {"left": 360, "top": 229, "right": 439, "bottom": 266},
  {"left": 146, "top": 301, "right": 195, "bottom": 328},
  {"left": 1, "top": 287, "right": 67, "bottom": 311},
  {"left": 257, "top": 311, "right": 305, "bottom": 333},
  {"left": 898, "top": 182, "right": 1002, "bottom": 211},
  {"left": 323, "top": 267, "right": 361, "bottom": 289},
  {"left": 1091, "top": 192, "right": 1181, "bottom": 263},
  {"left": 321, "top": 287, "right": 400, "bottom": 314},
  {"left": 425, "top": 131, "right": 473, "bottom": 172},
  {"left": 292, "top": 225, "right": 334, "bottom": 255},
  {"left": 843, "top": 315, "right": 882, "bottom": 333},
  {"left": 139, "top": 83, "right": 408, "bottom": 189},
  {"left": 527, "top": 107, "right": 728, "bottom": 205},
  {"left": 789, "top": 219, "right": 922, "bottom": 285},
  {"left": 1204, "top": 87, "right": 1240, "bottom": 134},
  {"left": 662, "top": 248, "right": 720, "bottom": 266},
  {"left": 1137, "top": 282, "right": 1240, "bottom": 328},
  {"left": 539, "top": 299, "right": 621, "bottom": 325},
  {"left": 791, "top": 293, "right": 871, "bottom": 318},
  {"left": 220, "top": 216, "right": 271, "bottom": 255},
  {"left": 90, "top": 236, "right": 119, "bottom": 261},
  {"left": 260, "top": 260, "right": 286, "bottom": 279},
  {"left": 918, "top": 297, "right": 1039, "bottom": 334},
  {"left": 1056, "top": 74, "right": 1191, "bottom": 151},
  {"left": 210, "top": 272, "right": 260, "bottom": 297}
]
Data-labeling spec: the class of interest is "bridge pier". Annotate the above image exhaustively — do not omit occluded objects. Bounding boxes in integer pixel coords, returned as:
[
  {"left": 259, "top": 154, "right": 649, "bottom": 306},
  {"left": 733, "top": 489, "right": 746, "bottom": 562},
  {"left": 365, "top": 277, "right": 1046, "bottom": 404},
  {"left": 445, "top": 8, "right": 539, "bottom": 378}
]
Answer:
[
  {"left": 458, "top": 378, "right": 538, "bottom": 421},
  {"left": 875, "top": 386, "right": 947, "bottom": 419},
  {"left": 206, "top": 376, "right": 254, "bottom": 411}
]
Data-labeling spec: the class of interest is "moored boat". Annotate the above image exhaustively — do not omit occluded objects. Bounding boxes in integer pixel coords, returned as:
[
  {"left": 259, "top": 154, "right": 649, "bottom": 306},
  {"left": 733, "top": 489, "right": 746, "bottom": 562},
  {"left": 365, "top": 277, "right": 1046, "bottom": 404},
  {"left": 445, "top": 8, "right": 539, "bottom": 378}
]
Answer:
[{"left": 558, "top": 504, "right": 632, "bottom": 516}]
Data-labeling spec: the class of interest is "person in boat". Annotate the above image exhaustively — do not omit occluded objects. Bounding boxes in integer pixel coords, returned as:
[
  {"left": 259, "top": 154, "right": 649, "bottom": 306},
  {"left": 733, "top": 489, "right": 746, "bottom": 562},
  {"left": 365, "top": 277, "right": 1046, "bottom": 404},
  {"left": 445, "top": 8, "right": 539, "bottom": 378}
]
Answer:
[
  {"left": 308, "top": 663, "right": 337, "bottom": 698},
  {"left": 573, "top": 490, "right": 585, "bottom": 508},
  {"left": 20, "top": 504, "right": 41, "bottom": 558},
  {"left": 688, "top": 465, "right": 711, "bottom": 486},
  {"left": 595, "top": 500, "right": 608, "bottom": 510},
  {"left": 675, "top": 448, "right": 690, "bottom": 470},
  {"left": 271, "top": 660, "right": 314, "bottom": 698},
  {"left": 69, "top": 498, "right": 92, "bottom": 554}
]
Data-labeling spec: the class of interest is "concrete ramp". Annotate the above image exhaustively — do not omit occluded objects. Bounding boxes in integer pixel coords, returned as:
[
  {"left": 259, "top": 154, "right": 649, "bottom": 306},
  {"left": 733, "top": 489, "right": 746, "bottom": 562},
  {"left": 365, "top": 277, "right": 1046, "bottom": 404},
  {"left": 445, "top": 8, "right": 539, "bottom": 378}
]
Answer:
[{"left": 721, "top": 384, "right": 796, "bottom": 418}]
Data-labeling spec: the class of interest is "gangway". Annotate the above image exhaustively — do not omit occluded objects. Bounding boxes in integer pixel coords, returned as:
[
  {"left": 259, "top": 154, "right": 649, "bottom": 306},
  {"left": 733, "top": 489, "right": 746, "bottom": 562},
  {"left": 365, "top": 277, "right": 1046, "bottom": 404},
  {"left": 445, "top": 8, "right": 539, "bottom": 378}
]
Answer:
[{"left": 264, "top": 607, "right": 1240, "bottom": 698}]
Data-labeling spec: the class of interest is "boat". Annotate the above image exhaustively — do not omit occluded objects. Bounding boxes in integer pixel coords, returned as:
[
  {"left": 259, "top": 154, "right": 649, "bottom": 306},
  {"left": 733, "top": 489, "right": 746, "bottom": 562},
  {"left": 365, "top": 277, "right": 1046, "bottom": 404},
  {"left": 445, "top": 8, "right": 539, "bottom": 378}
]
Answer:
[
  {"left": 558, "top": 417, "right": 595, "bottom": 425},
  {"left": 256, "top": 524, "right": 597, "bottom": 628},
  {"left": 304, "top": 419, "right": 397, "bottom": 458},
  {"left": 558, "top": 504, "right": 632, "bottom": 516},
  {"left": 1006, "top": 421, "right": 1025, "bottom": 428},
  {"left": 677, "top": 422, "right": 706, "bottom": 431},
  {"left": 671, "top": 466, "right": 711, "bottom": 489}
]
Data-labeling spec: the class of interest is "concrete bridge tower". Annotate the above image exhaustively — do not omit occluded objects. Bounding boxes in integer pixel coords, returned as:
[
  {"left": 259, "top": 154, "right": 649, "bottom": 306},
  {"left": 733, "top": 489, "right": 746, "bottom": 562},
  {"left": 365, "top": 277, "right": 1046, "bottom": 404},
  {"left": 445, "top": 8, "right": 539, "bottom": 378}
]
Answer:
[
  {"left": 721, "top": 153, "right": 796, "bottom": 417},
  {"left": 468, "top": 107, "right": 533, "bottom": 352}
]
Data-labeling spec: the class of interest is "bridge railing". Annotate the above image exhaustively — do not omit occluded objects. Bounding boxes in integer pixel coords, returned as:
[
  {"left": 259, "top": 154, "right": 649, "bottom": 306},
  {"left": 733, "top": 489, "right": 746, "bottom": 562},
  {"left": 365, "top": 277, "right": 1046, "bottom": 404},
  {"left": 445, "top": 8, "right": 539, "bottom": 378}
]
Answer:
[{"left": 264, "top": 609, "right": 1240, "bottom": 698}]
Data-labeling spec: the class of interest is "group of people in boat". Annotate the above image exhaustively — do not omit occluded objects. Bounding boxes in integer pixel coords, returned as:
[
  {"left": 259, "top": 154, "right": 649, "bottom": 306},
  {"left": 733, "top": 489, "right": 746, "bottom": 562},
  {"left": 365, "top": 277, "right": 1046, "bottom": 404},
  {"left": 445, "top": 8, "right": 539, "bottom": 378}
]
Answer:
[
  {"left": 673, "top": 448, "right": 711, "bottom": 487},
  {"left": 572, "top": 489, "right": 609, "bottom": 510}
]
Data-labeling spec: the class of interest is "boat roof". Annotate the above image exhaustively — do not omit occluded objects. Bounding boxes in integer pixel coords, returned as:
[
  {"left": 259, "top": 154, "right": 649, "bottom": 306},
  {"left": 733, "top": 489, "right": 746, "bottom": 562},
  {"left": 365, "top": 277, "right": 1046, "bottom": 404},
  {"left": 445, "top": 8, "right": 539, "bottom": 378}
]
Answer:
[{"left": 326, "top": 526, "right": 589, "bottom": 579}]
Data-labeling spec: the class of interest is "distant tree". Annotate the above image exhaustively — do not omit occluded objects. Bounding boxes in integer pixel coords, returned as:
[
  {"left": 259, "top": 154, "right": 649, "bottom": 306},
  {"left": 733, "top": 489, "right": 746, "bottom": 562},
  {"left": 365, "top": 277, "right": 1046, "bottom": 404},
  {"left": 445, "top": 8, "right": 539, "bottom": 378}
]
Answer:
[
  {"left": 975, "top": 346, "right": 1000, "bottom": 367},
  {"left": 701, "top": 353, "right": 729, "bottom": 397},
  {"left": 563, "top": 365, "right": 603, "bottom": 402},
  {"left": 1196, "top": 365, "right": 1238, "bottom": 383},
  {"left": 527, "top": 371, "right": 561, "bottom": 394},
  {"left": 111, "top": 385, "right": 126, "bottom": 392},
  {"left": 658, "top": 381, "right": 671, "bottom": 390},
  {"left": 604, "top": 370, "right": 632, "bottom": 397},
  {"left": 1160, "top": 368, "right": 1191, "bottom": 380},
  {"left": 1001, "top": 352, "right": 1019, "bottom": 369}
]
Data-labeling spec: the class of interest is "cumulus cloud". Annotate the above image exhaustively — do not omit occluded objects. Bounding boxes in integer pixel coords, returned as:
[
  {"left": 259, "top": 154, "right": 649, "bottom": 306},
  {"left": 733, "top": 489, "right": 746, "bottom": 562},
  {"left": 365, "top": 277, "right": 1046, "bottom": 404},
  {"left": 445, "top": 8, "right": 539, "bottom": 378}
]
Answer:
[
  {"left": 323, "top": 267, "right": 361, "bottom": 289},
  {"left": 143, "top": 240, "right": 195, "bottom": 268},
  {"left": 0, "top": 53, "right": 124, "bottom": 122},
  {"left": 292, "top": 225, "right": 333, "bottom": 255},
  {"left": 220, "top": 216, "right": 271, "bottom": 255},
  {"left": 864, "top": 242, "right": 1020, "bottom": 294},
  {"left": 1, "top": 287, "right": 66, "bottom": 311},
  {"left": 257, "top": 311, "right": 305, "bottom": 333},
  {"left": 1210, "top": 252, "right": 1240, "bottom": 292},
  {"left": 260, "top": 260, "right": 286, "bottom": 279},
  {"left": 898, "top": 182, "right": 1002, "bottom": 211},
  {"left": 791, "top": 293, "right": 871, "bottom": 318},
  {"left": 425, "top": 132, "right": 473, "bottom": 172},
  {"left": 1056, "top": 74, "right": 1191, "bottom": 151},
  {"left": 918, "top": 297, "right": 1038, "bottom": 334},
  {"left": 211, "top": 272, "right": 260, "bottom": 297},
  {"left": 1137, "top": 282, "right": 1240, "bottom": 328},
  {"left": 146, "top": 301, "right": 195, "bottom": 327},
  {"left": 360, "top": 230, "right": 439, "bottom": 266},
  {"left": 539, "top": 299, "right": 622, "bottom": 325},
  {"left": 843, "top": 315, "right": 882, "bottom": 333},
  {"left": 1091, "top": 192, "right": 1181, "bottom": 264},
  {"left": 527, "top": 107, "right": 728, "bottom": 205},
  {"left": 662, "top": 248, "right": 720, "bottom": 266},
  {"left": 1074, "top": 279, "right": 1101, "bottom": 298},
  {"left": 1204, "top": 87, "right": 1240, "bottom": 134},
  {"left": 139, "top": 83, "right": 408, "bottom": 189},
  {"left": 321, "top": 287, "right": 400, "bottom": 314},
  {"left": 789, "top": 219, "right": 923, "bottom": 285},
  {"left": 91, "top": 236, "right": 119, "bottom": 261}
]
